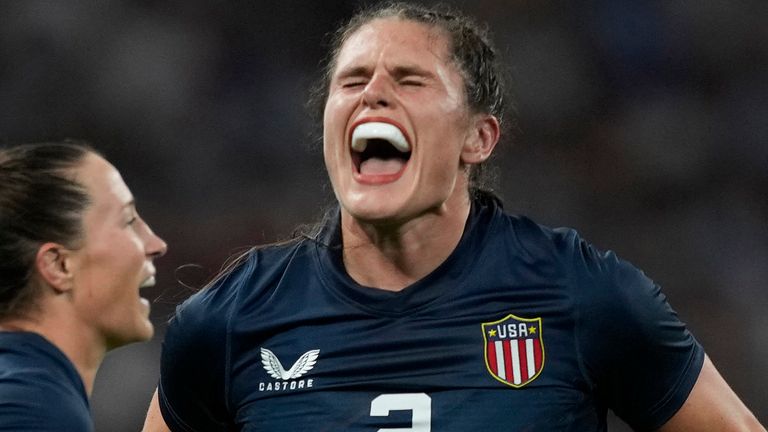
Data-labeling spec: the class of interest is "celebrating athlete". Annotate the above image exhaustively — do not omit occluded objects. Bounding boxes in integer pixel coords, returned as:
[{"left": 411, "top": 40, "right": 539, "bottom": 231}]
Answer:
[{"left": 144, "top": 3, "right": 763, "bottom": 431}]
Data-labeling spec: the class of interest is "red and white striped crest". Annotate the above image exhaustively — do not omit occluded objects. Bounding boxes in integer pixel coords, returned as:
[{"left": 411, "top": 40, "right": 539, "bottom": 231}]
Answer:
[{"left": 482, "top": 314, "right": 545, "bottom": 388}]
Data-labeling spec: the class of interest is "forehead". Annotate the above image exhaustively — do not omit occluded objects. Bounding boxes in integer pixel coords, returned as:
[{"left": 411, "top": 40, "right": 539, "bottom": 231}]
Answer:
[
  {"left": 76, "top": 153, "right": 132, "bottom": 212},
  {"left": 335, "top": 18, "right": 453, "bottom": 69}
]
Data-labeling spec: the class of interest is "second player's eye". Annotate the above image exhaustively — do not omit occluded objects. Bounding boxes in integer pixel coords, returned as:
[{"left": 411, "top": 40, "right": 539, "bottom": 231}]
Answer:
[{"left": 400, "top": 79, "right": 425, "bottom": 87}]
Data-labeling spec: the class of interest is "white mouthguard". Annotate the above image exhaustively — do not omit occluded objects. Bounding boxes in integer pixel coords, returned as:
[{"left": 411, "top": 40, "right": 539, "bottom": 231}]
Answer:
[
  {"left": 140, "top": 276, "right": 156, "bottom": 288},
  {"left": 351, "top": 122, "right": 410, "bottom": 153}
]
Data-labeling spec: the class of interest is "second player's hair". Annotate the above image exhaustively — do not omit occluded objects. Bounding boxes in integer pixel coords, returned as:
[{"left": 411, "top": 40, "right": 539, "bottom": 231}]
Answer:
[{"left": 0, "top": 141, "right": 94, "bottom": 319}]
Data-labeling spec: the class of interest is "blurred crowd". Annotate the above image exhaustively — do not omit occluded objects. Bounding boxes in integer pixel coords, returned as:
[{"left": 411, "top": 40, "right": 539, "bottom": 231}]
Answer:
[{"left": 1, "top": 1, "right": 765, "bottom": 430}]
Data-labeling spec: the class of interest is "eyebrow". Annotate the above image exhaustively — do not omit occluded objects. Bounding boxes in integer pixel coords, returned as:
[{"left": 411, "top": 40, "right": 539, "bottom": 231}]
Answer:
[
  {"left": 335, "top": 64, "right": 435, "bottom": 80},
  {"left": 122, "top": 199, "right": 136, "bottom": 210},
  {"left": 335, "top": 65, "right": 370, "bottom": 80}
]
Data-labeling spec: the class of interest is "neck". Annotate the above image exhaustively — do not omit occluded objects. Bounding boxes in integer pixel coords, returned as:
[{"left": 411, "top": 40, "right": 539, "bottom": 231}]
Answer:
[
  {"left": 0, "top": 308, "right": 105, "bottom": 396},
  {"left": 340, "top": 191, "right": 472, "bottom": 292}
]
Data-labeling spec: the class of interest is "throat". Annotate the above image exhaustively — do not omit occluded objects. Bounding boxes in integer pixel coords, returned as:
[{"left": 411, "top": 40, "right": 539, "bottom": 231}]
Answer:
[
  {"left": 340, "top": 206, "right": 471, "bottom": 292},
  {"left": 343, "top": 245, "right": 420, "bottom": 292}
]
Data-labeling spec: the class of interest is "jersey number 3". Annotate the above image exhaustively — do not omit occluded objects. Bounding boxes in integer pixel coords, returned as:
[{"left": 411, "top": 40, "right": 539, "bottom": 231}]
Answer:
[{"left": 370, "top": 393, "right": 431, "bottom": 432}]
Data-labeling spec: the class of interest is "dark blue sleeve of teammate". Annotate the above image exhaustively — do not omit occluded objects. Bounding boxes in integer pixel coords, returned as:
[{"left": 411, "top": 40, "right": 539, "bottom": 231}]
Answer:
[
  {"left": 563, "top": 230, "right": 705, "bottom": 431},
  {"left": 158, "top": 259, "right": 249, "bottom": 432}
]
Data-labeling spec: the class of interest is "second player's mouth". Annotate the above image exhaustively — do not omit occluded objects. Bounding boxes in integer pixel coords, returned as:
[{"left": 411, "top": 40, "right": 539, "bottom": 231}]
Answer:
[{"left": 349, "top": 120, "right": 412, "bottom": 184}]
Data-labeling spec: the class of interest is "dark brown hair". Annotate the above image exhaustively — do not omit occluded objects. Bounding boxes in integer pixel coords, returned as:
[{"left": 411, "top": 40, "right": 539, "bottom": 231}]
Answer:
[{"left": 0, "top": 140, "right": 94, "bottom": 319}]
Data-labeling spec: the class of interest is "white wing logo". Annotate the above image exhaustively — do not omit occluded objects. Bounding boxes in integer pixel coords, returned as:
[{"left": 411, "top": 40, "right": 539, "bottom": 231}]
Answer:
[{"left": 260, "top": 348, "right": 320, "bottom": 380}]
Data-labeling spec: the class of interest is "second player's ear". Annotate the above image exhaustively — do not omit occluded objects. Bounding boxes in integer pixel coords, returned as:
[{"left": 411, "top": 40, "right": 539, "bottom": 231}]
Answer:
[
  {"left": 461, "top": 113, "right": 500, "bottom": 165},
  {"left": 35, "top": 243, "right": 76, "bottom": 294}
]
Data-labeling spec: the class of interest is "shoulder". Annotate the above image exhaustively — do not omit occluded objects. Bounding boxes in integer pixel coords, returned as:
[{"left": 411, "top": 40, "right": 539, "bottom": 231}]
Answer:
[
  {"left": 164, "top": 238, "right": 314, "bottom": 359},
  {"left": 0, "top": 333, "right": 91, "bottom": 431},
  {"left": 493, "top": 209, "right": 657, "bottom": 312},
  {"left": 474, "top": 193, "right": 607, "bottom": 268},
  {"left": 497, "top": 214, "right": 686, "bottom": 332},
  {"left": 490, "top": 209, "right": 585, "bottom": 267},
  {"left": 0, "top": 332, "right": 86, "bottom": 398},
  {"left": 158, "top": 238, "right": 314, "bottom": 430},
  {"left": 504, "top": 212, "right": 639, "bottom": 285},
  {"left": 173, "top": 239, "right": 310, "bottom": 327}
]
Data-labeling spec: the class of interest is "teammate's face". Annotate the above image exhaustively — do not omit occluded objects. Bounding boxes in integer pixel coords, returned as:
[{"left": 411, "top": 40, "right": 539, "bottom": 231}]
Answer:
[
  {"left": 69, "top": 153, "right": 167, "bottom": 349},
  {"left": 323, "top": 18, "right": 480, "bottom": 224}
]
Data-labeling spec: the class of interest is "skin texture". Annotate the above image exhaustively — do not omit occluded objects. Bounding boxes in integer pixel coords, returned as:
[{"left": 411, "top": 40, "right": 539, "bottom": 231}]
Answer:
[
  {"left": 67, "top": 152, "right": 166, "bottom": 350},
  {"left": 143, "top": 18, "right": 764, "bottom": 432},
  {"left": 323, "top": 18, "right": 498, "bottom": 291},
  {"left": 1, "top": 152, "right": 167, "bottom": 394},
  {"left": 324, "top": 19, "right": 475, "bottom": 224}
]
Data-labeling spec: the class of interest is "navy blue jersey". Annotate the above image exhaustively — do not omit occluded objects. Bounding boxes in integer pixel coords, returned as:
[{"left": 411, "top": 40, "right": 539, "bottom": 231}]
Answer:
[
  {"left": 0, "top": 332, "right": 92, "bottom": 432},
  {"left": 159, "top": 197, "right": 704, "bottom": 431}
]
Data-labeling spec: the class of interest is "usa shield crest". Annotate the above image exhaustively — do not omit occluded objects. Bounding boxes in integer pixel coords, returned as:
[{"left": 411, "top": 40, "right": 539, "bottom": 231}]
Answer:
[{"left": 482, "top": 314, "right": 545, "bottom": 388}]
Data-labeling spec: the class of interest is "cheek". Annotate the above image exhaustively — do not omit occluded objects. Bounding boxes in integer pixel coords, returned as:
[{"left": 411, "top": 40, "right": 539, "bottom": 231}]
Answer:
[
  {"left": 103, "top": 237, "right": 145, "bottom": 276},
  {"left": 324, "top": 90, "right": 358, "bottom": 132},
  {"left": 99, "top": 253, "right": 141, "bottom": 289},
  {"left": 322, "top": 147, "right": 336, "bottom": 185},
  {"left": 323, "top": 92, "right": 344, "bottom": 127},
  {"left": 323, "top": 97, "right": 352, "bottom": 171}
]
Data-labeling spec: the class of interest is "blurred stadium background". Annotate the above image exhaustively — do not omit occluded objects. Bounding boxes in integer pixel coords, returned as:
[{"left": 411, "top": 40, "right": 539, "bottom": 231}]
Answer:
[{"left": 1, "top": 1, "right": 766, "bottom": 430}]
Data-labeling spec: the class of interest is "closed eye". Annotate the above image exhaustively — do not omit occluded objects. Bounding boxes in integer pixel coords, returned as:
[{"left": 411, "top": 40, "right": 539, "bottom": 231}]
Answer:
[
  {"left": 392, "top": 66, "right": 432, "bottom": 87},
  {"left": 341, "top": 80, "right": 367, "bottom": 88},
  {"left": 335, "top": 65, "right": 371, "bottom": 89},
  {"left": 400, "top": 79, "right": 425, "bottom": 87},
  {"left": 123, "top": 201, "right": 138, "bottom": 227}
]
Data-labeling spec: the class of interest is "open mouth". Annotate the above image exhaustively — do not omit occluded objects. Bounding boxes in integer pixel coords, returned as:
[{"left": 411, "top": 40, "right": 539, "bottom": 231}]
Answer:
[{"left": 350, "top": 121, "right": 412, "bottom": 181}]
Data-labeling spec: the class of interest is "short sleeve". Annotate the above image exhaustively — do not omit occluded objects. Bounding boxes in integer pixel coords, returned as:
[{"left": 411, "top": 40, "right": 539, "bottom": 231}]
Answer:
[
  {"left": 566, "top": 232, "right": 705, "bottom": 431},
  {"left": 158, "top": 259, "right": 250, "bottom": 432}
]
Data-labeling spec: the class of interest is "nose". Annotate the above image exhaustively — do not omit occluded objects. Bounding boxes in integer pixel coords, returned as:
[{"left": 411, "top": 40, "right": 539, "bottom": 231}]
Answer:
[
  {"left": 149, "top": 234, "right": 168, "bottom": 259},
  {"left": 143, "top": 223, "right": 168, "bottom": 259},
  {"left": 361, "top": 74, "right": 392, "bottom": 109},
  {"left": 150, "top": 235, "right": 168, "bottom": 259}
]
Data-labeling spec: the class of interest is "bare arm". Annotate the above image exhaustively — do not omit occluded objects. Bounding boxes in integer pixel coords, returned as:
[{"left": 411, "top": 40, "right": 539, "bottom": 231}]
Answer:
[
  {"left": 142, "top": 388, "right": 171, "bottom": 432},
  {"left": 659, "top": 355, "right": 764, "bottom": 432}
]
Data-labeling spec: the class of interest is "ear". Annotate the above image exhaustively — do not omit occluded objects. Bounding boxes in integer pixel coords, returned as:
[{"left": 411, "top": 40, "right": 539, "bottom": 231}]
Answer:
[
  {"left": 35, "top": 243, "right": 75, "bottom": 294},
  {"left": 461, "top": 114, "right": 500, "bottom": 165}
]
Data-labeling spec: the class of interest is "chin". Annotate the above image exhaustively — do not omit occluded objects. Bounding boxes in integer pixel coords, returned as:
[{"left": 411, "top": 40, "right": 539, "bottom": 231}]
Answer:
[
  {"left": 135, "top": 320, "right": 155, "bottom": 342},
  {"left": 344, "top": 196, "right": 405, "bottom": 222},
  {"left": 346, "top": 206, "right": 401, "bottom": 225},
  {"left": 106, "top": 321, "right": 154, "bottom": 350}
]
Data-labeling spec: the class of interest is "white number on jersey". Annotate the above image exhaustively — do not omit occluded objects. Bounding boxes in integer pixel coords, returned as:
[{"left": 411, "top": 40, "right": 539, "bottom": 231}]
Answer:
[{"left": 370, "top": 393, "right": 432, "bottom": 432}]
